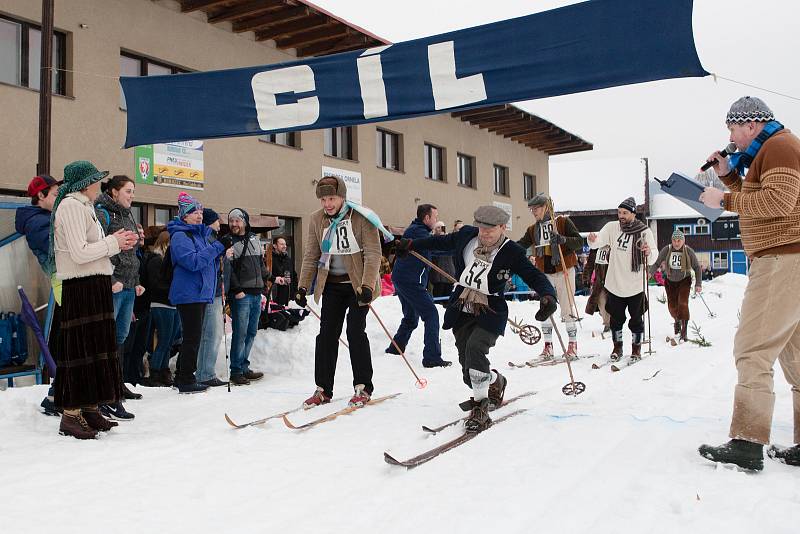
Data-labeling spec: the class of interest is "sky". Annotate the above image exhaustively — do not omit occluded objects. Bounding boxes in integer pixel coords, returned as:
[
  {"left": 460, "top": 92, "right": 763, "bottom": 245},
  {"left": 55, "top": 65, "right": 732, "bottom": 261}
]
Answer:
[{"left": 310, "top": 0, "right": 800, "bottom": 184}]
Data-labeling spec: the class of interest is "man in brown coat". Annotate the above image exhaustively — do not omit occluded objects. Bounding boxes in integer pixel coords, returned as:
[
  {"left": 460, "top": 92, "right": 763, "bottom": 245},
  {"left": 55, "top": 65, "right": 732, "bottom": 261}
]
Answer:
[
  {"left": 699, "top": 96, "right": 800, "bottom": 471},
  {"left": 295, "top": 176, "right": 382, "bottom": 409}
]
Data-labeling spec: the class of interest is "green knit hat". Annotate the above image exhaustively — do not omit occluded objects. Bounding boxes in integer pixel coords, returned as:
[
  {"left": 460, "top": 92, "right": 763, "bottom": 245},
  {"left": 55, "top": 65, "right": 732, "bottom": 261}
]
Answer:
[
  {"left": 671, "top": 228, "right": 685, "bottom": 240},
  {"left": 47, "top": 160, "right": 110, "bottom": 273}
]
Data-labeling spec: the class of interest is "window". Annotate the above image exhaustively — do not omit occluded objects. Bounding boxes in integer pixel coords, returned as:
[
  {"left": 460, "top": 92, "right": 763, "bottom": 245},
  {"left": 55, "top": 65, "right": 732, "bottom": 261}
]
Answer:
[
  {"left": 424, "top": 143, "right": 444, "bottom": 181},
  {"left": 120, "top": 52, "right": 187, "bottom": 109},
  {"left": 260, "top": 131, "right": 299, "bottom": 148},
  {"left": 324, "top": 126, "right": 355, "bottom": 160},
  {"left": 457, "top": 153, "right": 475, "bottom": 188},
  {"left": 376, "top": 128, "right": 401, "bottom": 171},
  {"left": 523, "top": 173, "right": 536, "bottom": 201},
  {"left": 712, "top": 251, "right": 728, "bottom": 270},
  {"left": 493, "top": 165, "right": 509, "bottom": 196},
  {"left": 694, "top": 219, "right": 710, "bottom": 235},
  {"left": 130, "top": 204, "right": 144, "bottom": 225},
  {"left": 674, "top": 224, "right": 692, "bottom": 236},
  {"left": 154, "top": 206, "right": 174, "bottom": 226},
  {"left": 0, "top": 15, "right": 66, "bottom": 95}
]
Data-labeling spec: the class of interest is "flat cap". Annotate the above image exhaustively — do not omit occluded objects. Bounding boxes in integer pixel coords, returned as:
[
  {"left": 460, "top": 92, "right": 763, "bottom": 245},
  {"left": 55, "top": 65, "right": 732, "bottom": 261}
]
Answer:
[
  {"left": 527, "top": 193, "right": 550, "bottom": 207},
  {"left": 473, "top": 205, "right": 510, "bottom": 228}
]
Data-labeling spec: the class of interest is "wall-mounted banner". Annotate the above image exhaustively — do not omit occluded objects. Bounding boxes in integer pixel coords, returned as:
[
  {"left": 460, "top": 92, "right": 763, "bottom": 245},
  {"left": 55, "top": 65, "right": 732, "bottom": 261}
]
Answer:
[
  {"left": 322, "top": 166, "right": 362, "bottom": 205},
  {"left": 492, "top": 201, "right": 513, "bottom": 232},
  {"left": 121, "top": 0, "right": 707, "bottom": 148},
  {"left": 134, "top": 141, "right": 205, "bottom": 190}
]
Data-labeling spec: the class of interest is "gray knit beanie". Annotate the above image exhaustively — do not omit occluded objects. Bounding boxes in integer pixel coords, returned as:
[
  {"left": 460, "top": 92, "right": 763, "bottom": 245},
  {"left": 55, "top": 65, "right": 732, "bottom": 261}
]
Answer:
[
  {"left": 618, "top": 197, "right": 636, "bottom": 213},
  {"left": 726, "top": 96, "right": 774, "bottom": 124}
]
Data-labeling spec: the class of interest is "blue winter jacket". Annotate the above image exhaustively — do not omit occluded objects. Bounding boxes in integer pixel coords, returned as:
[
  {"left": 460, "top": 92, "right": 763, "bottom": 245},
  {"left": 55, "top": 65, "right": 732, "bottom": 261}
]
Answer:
[
  {"left": 14, "top": 205, "right": 52, "bottom": 274},
  {"left": 412, "top": 226, "right": 557, "bottom": 336},
  {"left": 391, "top": 218, "right": 434, "bottom": 287},
  {"left": 167, "top": 219, "right": 224, "bottom": 305}
]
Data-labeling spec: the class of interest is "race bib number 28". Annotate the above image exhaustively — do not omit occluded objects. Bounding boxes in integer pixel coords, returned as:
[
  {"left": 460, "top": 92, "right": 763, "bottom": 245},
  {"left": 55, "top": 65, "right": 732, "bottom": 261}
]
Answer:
[{"left": 459, "top": 258, "right": 491, "bottom": 295}]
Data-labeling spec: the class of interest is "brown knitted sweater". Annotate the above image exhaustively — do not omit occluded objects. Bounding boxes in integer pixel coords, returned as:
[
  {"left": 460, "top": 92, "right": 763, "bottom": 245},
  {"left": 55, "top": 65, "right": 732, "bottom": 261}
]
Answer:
[{"left": 721, "top": 129, "right": 800, "bottom": 257}]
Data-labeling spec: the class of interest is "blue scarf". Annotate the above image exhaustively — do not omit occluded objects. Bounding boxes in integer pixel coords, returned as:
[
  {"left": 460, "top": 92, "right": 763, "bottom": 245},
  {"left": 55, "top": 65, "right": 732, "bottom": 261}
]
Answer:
[
  {"left": 319, "top": 201, "right": 394, "bottom": 270},
  {"left": 728, "top": 120, "right": 784, "bottom": 175}
]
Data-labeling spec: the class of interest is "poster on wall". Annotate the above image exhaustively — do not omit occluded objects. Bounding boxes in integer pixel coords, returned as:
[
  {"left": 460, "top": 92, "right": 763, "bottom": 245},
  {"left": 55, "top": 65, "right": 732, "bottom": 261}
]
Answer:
[
  {"left": 322, "top": 166, "right": 362, "bottom": 205},
  {"left": 135, "top": 141, "right": 205, "bottom": 190},
  {"left": 492, "top": 201, "right": 513, "bottom": 231}
]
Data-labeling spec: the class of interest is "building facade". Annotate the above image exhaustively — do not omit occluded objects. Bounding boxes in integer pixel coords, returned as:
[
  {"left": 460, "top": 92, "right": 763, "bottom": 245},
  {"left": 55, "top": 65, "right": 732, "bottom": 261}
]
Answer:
[{"left": 0, "top": 0, "right": 590, "bottom": 269}]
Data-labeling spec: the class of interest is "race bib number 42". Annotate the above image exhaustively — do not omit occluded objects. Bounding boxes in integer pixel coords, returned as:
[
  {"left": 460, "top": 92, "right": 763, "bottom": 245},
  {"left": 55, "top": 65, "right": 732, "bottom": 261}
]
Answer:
[
  {"left": 459, "top": 258, "right": 491, "bottom": 295},
  {"left": 327, "top": 219, "right": 361, "bottom": 255}
]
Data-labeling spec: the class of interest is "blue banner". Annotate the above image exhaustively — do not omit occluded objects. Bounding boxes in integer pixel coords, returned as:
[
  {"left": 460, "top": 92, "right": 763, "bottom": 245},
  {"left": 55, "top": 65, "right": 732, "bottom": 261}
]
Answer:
[{"left": 121, "top": 0, "right": 707, "bottom": 148}]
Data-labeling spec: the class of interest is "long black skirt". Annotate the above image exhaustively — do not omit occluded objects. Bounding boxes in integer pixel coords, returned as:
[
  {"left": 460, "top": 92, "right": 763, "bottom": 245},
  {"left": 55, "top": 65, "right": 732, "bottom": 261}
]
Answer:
[{"left": 54, "top": 274, "right": 121, "bottom": 409}]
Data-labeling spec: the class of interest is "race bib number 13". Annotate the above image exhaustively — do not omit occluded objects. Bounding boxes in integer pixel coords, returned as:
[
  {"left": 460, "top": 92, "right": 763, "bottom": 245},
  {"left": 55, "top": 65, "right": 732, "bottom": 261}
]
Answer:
[
  {"left": 459, "top": 258, "right": 491, "bottom": 295},
  {"left": 327, "top": 219, "right": 361, "bottom": 255}
]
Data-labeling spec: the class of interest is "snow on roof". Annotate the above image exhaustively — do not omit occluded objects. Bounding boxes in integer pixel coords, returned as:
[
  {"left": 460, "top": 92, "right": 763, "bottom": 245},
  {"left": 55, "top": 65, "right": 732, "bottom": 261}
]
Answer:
[
  {"left": 548, "top": 157, "right": 646, "bottom": 212},
  {"left": 648, "top": 181, "right": 737, "bottom": 219}
]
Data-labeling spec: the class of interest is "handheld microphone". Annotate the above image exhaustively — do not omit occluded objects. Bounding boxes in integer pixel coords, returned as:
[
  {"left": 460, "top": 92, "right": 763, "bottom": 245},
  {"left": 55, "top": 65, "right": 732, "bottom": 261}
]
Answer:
[{"left": 701, "top": 142, "right": 737, "bottom": 172}]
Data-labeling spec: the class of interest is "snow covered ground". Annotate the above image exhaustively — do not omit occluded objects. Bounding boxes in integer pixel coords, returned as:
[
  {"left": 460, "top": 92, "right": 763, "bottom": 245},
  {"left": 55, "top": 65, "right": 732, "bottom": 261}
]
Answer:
[{"left": 1, "top": 274, "right": 797, "bottom": 533}]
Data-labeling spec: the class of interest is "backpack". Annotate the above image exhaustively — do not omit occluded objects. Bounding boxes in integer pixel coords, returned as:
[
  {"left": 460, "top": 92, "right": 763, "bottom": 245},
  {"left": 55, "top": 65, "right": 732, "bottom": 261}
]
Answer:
[{"left": 160, "top": 231, "right": 194, "bottom": 285}]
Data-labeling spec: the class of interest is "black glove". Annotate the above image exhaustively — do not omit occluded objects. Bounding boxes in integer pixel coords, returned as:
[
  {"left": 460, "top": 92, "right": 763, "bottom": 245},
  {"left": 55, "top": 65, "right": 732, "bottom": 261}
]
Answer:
[
  {"left": 395, "top": 238, "right": 413, "bottom": 259},
  {"left": 294, "top": 287, "right": 308, "bottom": 308},
  {"left": 218, "top": 234, "right": 234, "bottom": 251},
  {"left": 549, "top": 233, "right": 567, "bottom": 246},
  {"left": 357, "top": 286, "right": 373, "bottom": 305},
  {"left": 535, "top": 294, "right": 558, "bottom": 322}
]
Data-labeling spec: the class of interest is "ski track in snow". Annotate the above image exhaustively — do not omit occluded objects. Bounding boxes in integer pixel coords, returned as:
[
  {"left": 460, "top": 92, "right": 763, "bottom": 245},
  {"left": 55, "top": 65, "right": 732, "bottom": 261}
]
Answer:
[{"left": 1, "top": 274, "right": 798, "bottom": 533}]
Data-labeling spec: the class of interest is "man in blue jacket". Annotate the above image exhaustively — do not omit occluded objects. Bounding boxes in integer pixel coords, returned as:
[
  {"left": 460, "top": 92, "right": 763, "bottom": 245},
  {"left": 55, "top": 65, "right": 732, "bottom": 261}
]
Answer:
[
  {"left": 387, "top": 204, "right": 451, "bottom": 367},
  {"left": 396, "top": 205, "right": 557, "bottom": 432},
  {"left": 15, "top": 175, "right": 61, "bottom": 415}
]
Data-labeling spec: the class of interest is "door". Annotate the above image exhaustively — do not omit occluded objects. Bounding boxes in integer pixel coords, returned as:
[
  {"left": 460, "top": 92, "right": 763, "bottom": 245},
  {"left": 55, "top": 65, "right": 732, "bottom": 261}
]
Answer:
[{"left": 730, "top": 250, "right": 748, "bottom": 274}]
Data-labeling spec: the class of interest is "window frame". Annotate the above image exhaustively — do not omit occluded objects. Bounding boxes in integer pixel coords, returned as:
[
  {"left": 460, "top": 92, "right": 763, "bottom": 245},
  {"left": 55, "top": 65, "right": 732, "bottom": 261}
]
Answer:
[
  {"left": 523, "top": 173, "right": 536, "bottom": 201},
  {"left": 260, "top": 131, "right": 300, "bottom": 149},
  {"left": 674, "top": 223, "right": 693, "bottom": 236},
  {"left": 0, "top": 14, "right": 67, "bottom": 95},
  {"left": 324, "top": 126, "right": 356, "bottom": 160},
  {"left": 456, "top": 153, "right": 475, "bottom": 189},
  {"left": 712, "top": 251, "right": 728, "bottom": 270},
  {"left": 693, "top": 219, "right": 710, "bottom": 235},
  {"left": 119, "top": 51, "right": 188, "bottom": 110},
  {"left": 423, "top": 142, "right": 445, "bottom": 182},
  {"left": 376, "top": 128, "right": 402, "bottom": 171},
  {"left": 493, "top": 164, "right": 509, "bottom": 196}
]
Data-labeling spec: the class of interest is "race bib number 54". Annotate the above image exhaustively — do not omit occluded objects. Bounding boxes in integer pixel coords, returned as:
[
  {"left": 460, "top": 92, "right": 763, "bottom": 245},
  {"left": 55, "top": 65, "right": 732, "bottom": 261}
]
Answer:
[{"left": 459, "top": 258, "right": 491, "bottom": 295}]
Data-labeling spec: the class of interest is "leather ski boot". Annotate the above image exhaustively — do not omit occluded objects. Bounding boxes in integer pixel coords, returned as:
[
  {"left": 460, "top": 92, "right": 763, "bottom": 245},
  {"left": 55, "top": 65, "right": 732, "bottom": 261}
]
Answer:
[
  {"left": 564, "top": 341, "right": 578, "bottom": 361},
  {"left": 59, "top": 411, "right": 98, "bottom": 440},
  {"left": 82, "top": 408, "right": 118, "bottom": 432},
  {"left": 464, "top": 398, "right": 492, "bottom": 433},
  {"left": 767, "top": 444, "right": 800, "bottom": 466},
  {"left": 610, "top": 330, "right": 624, "bottom": 361},
  {"left": 673, "top": 320, "right": 681, "bottom": 336},
  {"left": 680, "top": 320, "right": 689, "bottom": 342},
  {"left": 698, "top": 439, "right": 764, "bottom": 471},
  {"left": 487, "top": 370, "right": 507, "bottom": 411},
  {"left": 631, "top": 332, "right": 643, "bottom": 361}
]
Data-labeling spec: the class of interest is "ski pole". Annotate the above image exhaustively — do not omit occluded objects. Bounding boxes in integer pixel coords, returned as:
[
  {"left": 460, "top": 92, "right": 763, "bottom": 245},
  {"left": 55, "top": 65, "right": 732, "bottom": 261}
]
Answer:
[
  {"left": 546, "top": 199, "right": 582, "bottom": 328},
  {"left": 698, "top": 292, "right": 716, "bottom": 318},
  {"left": 409, "top": 250, "right": 538, "bottom": 343},
  {"left": 303, "top": 303, "right": 349, "bottom": 349},
  {"left": 548, "top": 314, "right": 585, "bottom": 396},
  {"left": 220, "top": 256, "right": 231, "bottom": 393},
  {"left": 640, "top": 246, "right": 655, "bottom": 355},
  {"left": 368, "top": 303, "right": 428, "bottom": 389}
]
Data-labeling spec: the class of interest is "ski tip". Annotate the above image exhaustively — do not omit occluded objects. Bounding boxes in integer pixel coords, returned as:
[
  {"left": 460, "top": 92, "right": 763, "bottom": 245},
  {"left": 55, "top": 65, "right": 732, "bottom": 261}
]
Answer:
[
  {"left": 224, "top": 414, "right": 241, "bottom": 428},
  {"left": 610, "top": 365, "right": 620, "bottom": 372},
  {"left": 383, "top": 451, "right": 406, "bottom": 467},
  {"left": 282, "top": 414, "right": 299, "bottom": 429},
  {"left": 421, "top": 425, "right": 438, "bottom": 434},
  {"left": 591, "top": 363, "right": 600, "bottom": 369}
]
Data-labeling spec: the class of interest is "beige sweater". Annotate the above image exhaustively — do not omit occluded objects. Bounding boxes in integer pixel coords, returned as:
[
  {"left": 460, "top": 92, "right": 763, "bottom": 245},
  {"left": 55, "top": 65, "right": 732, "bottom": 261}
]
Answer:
[
  {"left": 298, "top": 207, "right": 381, "bottom": 305},
  {"left": 54, "top": 192, "right": 121, "bottom": 280}
]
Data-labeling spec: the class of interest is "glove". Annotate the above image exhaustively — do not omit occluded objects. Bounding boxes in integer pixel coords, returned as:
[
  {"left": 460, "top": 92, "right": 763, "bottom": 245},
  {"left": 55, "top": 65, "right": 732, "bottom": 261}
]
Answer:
[
  {"left": 294, "top": 287, "right": 308, "bottom": 308},
  {"left": 535, "top": 294, "right": 558, "bottom": 322},
  {"left": 357, "top": 286, "right": 373, "bottom": 305},
  {"left": 395, "top": 238, "right": 413, "bottom": 259},
  {"left": 218, "top": 234, "right": 234, "bottom": 251},
  {"left": 549, "top": 233, "right": 567, "bottom": 246}
]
